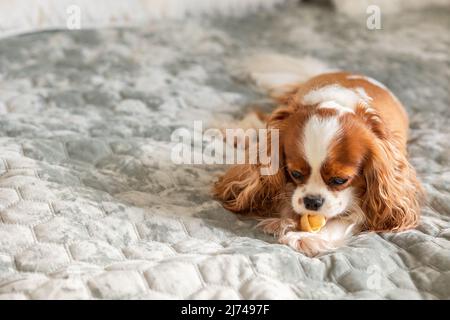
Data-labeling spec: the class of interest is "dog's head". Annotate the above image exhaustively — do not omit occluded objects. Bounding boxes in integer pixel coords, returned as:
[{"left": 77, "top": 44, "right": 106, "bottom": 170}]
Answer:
[{"left": 214, "top": 100, "right": 423, "bottom": 231}]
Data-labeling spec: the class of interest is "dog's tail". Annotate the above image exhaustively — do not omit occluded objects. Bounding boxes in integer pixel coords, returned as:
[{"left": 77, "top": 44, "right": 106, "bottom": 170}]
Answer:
[{"left": 240, "top": 53, "right": 331, "bottom": 96}]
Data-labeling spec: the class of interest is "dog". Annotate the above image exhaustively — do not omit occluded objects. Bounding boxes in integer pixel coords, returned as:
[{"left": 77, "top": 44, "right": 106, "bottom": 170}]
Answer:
[{"left": 213, "top": 54, "right": 424, "bottom": 256}]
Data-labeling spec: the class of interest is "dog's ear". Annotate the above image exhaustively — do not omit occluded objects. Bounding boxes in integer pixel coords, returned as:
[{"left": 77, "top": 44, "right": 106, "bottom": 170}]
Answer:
[
  {"left": 213, "top": 106, "right": 293, "bottom": 214},
  {"left": 361, "top": 127, "right": 424, "bottom": 231},
  {"left": 268, "top": 105, "right": 295, "bottom": 126}
]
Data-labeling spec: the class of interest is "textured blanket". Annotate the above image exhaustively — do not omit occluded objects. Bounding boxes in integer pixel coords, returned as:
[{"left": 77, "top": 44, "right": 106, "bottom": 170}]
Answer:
[{"left": 0, "top": 4, "right": 449, "bottom": 299}]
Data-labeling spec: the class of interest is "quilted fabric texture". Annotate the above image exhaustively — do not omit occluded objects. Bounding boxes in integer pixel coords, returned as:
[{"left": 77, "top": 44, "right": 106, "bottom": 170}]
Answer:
[{"left": 0, "top": 5, "right": 449, "bottom": 299}]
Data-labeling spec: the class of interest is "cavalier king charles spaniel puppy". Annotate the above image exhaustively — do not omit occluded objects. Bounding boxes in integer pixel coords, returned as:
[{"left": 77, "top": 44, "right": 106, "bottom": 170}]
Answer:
[{"left": 213, "top": 54, "right": 424, "bottom": 256}]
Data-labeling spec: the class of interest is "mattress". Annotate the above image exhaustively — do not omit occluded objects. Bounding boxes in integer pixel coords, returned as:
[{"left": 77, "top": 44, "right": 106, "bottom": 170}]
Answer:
[{"left": 0, "top": 5, "right": 449, "bottom": 299}]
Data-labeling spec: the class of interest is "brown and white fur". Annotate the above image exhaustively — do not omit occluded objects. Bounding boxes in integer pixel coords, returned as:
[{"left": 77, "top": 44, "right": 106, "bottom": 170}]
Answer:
[{"left": 213, "top": 54, "right": 424, "bottom": 256}]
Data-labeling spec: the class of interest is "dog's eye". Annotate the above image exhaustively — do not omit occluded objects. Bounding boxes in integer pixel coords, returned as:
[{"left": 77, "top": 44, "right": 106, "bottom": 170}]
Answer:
[
  {"left": 330, "top": 177, "right": 348, "bottom": 185},
  {"left": 290, "top": 170, "right": 304, "bottom": 180}
]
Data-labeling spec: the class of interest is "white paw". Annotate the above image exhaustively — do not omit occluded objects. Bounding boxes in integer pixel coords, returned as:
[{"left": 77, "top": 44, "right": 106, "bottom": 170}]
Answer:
[
  {"left": 279, "top": 231, "right": 332, "bottom": 257},
  {"left": 257, "top": 218, "right": 297, "bottom": 238}
]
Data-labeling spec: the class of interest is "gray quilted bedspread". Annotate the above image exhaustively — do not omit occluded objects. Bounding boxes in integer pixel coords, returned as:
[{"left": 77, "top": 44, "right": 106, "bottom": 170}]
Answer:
[{"left": 0, "top": 5, "right": 449, "bottom": 299}]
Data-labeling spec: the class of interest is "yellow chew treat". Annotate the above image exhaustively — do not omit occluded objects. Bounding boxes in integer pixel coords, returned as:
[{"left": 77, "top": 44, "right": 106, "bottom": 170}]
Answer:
[{"left": 299, "top": 214, "right": 326, "bottom": 233}]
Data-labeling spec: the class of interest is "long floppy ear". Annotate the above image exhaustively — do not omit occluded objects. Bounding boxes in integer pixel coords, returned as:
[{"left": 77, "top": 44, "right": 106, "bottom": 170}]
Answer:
[
  {"left": 212, "top": 106, "right": 292, "bottom": 215},
  {"left": 361, "top": 128, "right": 424, "bottom": 232}
]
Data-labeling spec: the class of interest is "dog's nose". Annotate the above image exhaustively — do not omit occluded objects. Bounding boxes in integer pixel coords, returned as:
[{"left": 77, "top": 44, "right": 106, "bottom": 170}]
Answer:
[{"left": 303, "top": 195, "right": 324, "bottom": 211}]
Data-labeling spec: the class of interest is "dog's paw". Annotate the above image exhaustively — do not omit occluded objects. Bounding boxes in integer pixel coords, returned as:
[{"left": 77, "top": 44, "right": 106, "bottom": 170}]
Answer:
[
  {"left": 257, "top": 217, "right": 297, "bottom": 238},
  {"left": 279, "top": 231, "right": 331, "bottom": 257}
]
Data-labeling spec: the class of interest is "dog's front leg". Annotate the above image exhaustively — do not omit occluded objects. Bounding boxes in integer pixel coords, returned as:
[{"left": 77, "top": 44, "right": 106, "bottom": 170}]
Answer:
[{"left": 279, "top": 216, "right": 361, "bottom": 256}]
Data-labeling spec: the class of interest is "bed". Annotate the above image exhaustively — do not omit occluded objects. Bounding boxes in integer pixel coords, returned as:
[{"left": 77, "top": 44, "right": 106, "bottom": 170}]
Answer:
[{"left": 0, "top": 4, "right": 449, "bottom": 299}]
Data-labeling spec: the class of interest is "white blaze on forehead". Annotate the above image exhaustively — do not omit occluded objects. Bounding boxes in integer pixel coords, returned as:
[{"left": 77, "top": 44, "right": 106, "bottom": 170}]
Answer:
[
  {"left": 302, "top": 84, "right": 371, "bottom": 112},
  {"left": 302, "top": 115, "right": 341, "bottom": 170}
]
